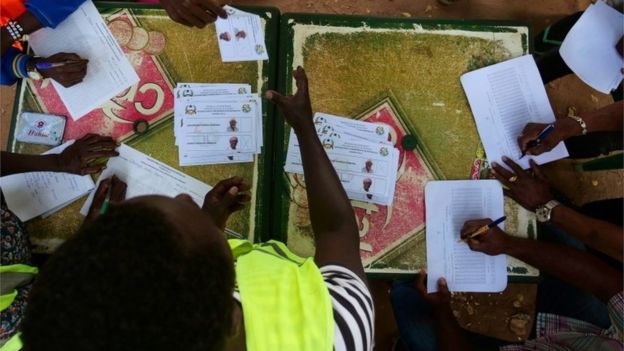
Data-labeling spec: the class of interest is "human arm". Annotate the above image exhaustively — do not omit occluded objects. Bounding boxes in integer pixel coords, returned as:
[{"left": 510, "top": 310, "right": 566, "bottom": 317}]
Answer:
[
  {"left": 159, "top": 0, "right": 227, "bottom": 28},
  {"left": 492, "top": 157, "right": 623, "bottom": 261},
  {"left": 518, "top": 101, "right": 624, "bottom": 156},
  {"left": 266, "top": 66, "right": 366, "bottom": 281},
  {"left": 461, "top": 219, "right": 623, "bottom": 302},
  {"left": 0, "top": 134, "right": 118, "bottom": 177},
  {"left": 1, "top": 11, "right": 43, "bottom": 54},
  {"left": 414, "top": 272, "right": 472, "bottom": 351}
]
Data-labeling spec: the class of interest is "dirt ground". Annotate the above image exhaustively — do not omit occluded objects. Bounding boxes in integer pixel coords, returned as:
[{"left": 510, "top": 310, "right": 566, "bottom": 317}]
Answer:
[{"left": 1, "top": 1, "right": 620, "bottom": 350}]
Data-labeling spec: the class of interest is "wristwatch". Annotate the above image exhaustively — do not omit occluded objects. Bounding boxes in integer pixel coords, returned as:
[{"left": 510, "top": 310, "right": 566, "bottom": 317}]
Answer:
[
  {"left": 536, "top": 200, "right": 561, "bottom": 223},
  {"left": 25, "top": 58, "right": 42, "bottom": 81}
]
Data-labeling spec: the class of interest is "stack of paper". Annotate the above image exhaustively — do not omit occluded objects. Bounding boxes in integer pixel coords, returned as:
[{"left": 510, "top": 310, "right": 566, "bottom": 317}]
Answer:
[
  {"left": 215, "top": 6, "right": 269, "bottom": 62},
  {"left": 174, "top": 83, "right": 263, "bottom": 166},
  {"left": 284, "top": 113, "right": 399, "bottom": 206},
  {"left": 425, "top": 180, "right": 507, "bottom": 293},
  {"left": 0, "top": 141, "right": 95, "bottom": 221},
  {"left": 461, "top": 54, "right": 569, "bottom": 170}
]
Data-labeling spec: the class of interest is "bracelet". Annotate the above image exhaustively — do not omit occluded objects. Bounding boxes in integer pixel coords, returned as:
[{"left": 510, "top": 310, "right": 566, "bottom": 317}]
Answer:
[
  {"left": 5, "top": 20, "right": 24, "bottom": 41},
  {"left": 568, "top": 115, "right": 587, "bottom": 135}
]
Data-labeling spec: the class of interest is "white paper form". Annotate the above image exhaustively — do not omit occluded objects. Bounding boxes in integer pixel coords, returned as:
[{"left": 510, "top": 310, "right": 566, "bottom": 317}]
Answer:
[
  {"left": 461, "top": 55, "right": 569, "bottom": 169},
  {"left": 215, "top": 6, "right": 269, "bottom": 62},
  {"left": 560, "top": 1, "right": 624, "bottom": 94},
  {"left": 0, "top": 141, "right": 95, "bottom": 221},
  {"left": 425, "top": 180, "right": 507, "bottom": 293},
  {"left": 80, "top": 144, "right": 211, "bottom": 215},
  {"left": 29, "top": 0, "right": 139, "bottom": 120}
]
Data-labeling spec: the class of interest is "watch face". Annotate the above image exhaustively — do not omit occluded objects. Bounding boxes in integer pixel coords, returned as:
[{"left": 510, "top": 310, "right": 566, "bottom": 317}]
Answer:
[{"left": 536, "top": 208, "right": 548, "bottom": 222}]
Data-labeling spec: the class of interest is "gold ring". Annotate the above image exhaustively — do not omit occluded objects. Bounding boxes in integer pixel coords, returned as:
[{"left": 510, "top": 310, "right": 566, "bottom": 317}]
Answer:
[{"left": 508, "top": 176, "right": 518, "bottom": 183}]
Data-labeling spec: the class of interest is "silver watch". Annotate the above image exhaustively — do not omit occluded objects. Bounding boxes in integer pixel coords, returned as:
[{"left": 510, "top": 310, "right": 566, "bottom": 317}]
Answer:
[{"left": 536, "top": 200, "right": 561, "bottom": 223}]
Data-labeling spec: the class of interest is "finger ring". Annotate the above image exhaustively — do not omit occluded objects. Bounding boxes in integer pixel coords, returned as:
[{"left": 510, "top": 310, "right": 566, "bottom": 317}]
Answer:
[{"left": 508, "top": 176, "right": 518, "bottom": 183}]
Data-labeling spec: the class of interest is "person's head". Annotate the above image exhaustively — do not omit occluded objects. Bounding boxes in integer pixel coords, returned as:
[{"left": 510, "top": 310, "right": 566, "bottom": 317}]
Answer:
[
  {"left": 365, "top": 159, "right": 373, "bottom": 172},
  {"left": 363, "top": 178, "right": 372, "bottom": 192},
  {"left": 229, "top": 119, "right": 237, "bottom": 130},
  {"left": 21, "top": 195, "right": 235, "bottom": 351},
  {"left": 229, "top": 136, "right": 238, "bottom": 150}
]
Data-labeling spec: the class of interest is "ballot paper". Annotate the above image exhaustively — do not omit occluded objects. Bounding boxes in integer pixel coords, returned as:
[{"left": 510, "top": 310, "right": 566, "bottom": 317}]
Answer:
[
  {"left": 560, "top": 1, "right": 624, "bottom": 94},
  {"left": 214, "top": 6, "right": 269, "bottom": 62},
  {"left": 174, "top": 84, "right": 262, "bottom": 166},
  {"left": 28, "top": 0, "right": 139, "bottom": 120},
  {"left": 80, "top": 144, "right": 211, "bottom": 215},
  {"left": 0, "top": 141, "right": 95, "bottom": 221},
  {"left": 285, "top": 113, "right": 400, "bottom": 206},
  {"left": 461, "top": 55, "right": 569, "bottom": 170},
  {"left": 313, "top": 113, "right": 392, "bottom": 145},
  {"left": 425, "top": 180, "right": 507, "bottom": 293}
]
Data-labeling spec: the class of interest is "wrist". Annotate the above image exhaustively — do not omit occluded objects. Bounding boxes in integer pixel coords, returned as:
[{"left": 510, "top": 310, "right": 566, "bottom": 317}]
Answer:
[
  {"left": 556, "top": 117, "right": 582, "bottom": 139},
  {"left": 292, "top": 120, "right": 315, "bottom": 136}
]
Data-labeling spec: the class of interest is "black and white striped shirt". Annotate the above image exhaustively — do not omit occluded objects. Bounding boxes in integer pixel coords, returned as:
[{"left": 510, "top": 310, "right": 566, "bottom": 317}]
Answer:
[
  {"left": 320, "top": 265, "right": 375, "bottom": 351},
  {"left": 233, "top": 264, "right": 374, "bottom": 351}
]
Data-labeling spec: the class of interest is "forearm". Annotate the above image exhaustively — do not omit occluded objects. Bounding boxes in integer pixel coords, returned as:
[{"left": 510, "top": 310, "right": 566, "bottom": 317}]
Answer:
[
  {"left": 550, "top": 205, "right": 623, "bottom": 262},
  {"left": 295, "top": 124, "right": 358, "bottom": 235},
  {"left": 505, "top": 236, "right": 622, "bottom": 302},
  {"left": 434, "top": 306, "right": 472, "bottom": 351},
  {"left": 558, "top": 101, "right": 624, "bottom": 136},
  {"left": 0, "top": 152, "right": 62, "bottom": 176}
]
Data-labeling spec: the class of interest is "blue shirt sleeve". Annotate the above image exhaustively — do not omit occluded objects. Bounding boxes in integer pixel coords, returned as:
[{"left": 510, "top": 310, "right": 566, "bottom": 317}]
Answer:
[
  {"left": 25, "top": 0, "right": 87, "bottom": 28},
  {"left": 1, "top": 47, "right": 29, "bottom": 86}
]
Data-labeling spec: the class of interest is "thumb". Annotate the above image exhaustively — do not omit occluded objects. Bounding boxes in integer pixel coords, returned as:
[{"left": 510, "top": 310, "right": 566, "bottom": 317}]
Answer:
[
  {"left": 222, "top": 186, "right": 239, "bottom": 207},
  {"left": 265, "top": 90, "right": 285, "bottom": 106}
]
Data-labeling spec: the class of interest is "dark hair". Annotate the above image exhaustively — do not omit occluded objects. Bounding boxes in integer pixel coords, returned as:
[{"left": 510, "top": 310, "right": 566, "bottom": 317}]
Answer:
[{"left": 21, "top": 203, "right": 235, "bottom": 351}]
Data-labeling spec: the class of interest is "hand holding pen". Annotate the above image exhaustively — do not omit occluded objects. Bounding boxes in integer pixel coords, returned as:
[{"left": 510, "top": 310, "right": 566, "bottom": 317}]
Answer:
[
  {"left": 28, "top": 52, "right": 88, "bottom": 88},
  {"left": 517, "top": 121, "right": 569, "bottom": 157},
  {"left": 459, "top": 217, "right": 510, "bottom": 256}
]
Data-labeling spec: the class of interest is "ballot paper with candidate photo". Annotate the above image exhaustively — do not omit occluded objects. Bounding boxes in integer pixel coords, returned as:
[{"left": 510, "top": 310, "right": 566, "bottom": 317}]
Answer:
[
  {"left": 313, "top": 112, "right": 393, "bottom": 145},
  {"left": 215, "top": 6, "right": 269, "bottom": 62},
  {"left": 175, "top": 83, "right": 251, "bottom": 99},
  {"left": 174, "top": 84, "right": 251, "bottom": 143},
  {"left": 285, "top": 128, "right": 399, "bottom": 206}
]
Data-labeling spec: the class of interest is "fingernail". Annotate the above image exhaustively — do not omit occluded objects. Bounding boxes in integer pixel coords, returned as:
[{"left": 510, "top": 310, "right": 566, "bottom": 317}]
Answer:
[
  {"left": 228, "top": 186, "right": 239, "bottom": 195},
  {"left": 440, "top": 278, "right": 447, "bottom": 285},
  {"left": 502, "top": 156, "right": 509, "bottom": 161},
  {"left": 265, "top": 91, "right": 273, "bottom": 100},
  {"left": 492, "top": 162, "right": 498, "bottom": 167}
]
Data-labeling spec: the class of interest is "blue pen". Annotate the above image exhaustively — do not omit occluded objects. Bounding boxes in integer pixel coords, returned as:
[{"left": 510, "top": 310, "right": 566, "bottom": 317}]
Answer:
[
  {"left": 35, "top": 60, "right": 82, "bottom": 70},
  {"left": 520, "top": 124, "right": 555, "bottom": 159}
]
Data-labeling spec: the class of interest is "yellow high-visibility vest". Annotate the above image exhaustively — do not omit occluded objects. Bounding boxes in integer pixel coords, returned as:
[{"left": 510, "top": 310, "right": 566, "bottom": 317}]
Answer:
[{"left": 229, "top": 239, "right": 334, "bottom": 351}]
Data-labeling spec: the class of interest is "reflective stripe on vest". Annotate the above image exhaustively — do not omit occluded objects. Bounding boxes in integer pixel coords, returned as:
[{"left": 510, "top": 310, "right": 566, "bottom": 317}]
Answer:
[{"left": 229, "top": 239, "right": 334, "bottom": 351}]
